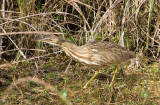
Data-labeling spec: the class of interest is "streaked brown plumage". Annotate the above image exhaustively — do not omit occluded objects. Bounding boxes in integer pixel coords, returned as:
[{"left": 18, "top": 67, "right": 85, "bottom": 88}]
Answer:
[{"left": 36, "top": 35, "right": 136, "bottom": 88}]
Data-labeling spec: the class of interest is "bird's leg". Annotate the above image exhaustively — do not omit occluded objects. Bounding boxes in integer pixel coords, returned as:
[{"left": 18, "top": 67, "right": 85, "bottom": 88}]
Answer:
[
  {"left": 83, "top": 70, "right": 99, "bottom": 89},
  {"left": 109, "top": 68, "right": 118, "bottom": 87},
  {"left": 107, "top": 68, "right": 118, "bottom": 103}
]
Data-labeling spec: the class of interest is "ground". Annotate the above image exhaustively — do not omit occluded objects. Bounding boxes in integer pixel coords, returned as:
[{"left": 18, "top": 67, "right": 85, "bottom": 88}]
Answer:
[{"left": 0, "top": 53, "right": 159, "bottom": 105}]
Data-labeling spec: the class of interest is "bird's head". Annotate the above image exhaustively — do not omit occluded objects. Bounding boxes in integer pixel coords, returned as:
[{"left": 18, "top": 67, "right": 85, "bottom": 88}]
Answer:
[{"left": 34, "top": 35, "right": 64, "bottom": 45}]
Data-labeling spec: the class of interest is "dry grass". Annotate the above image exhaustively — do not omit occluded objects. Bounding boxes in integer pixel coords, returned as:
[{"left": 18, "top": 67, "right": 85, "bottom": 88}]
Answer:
[{"left": 0, "top": 0, "right": 160, "bottom": 104}]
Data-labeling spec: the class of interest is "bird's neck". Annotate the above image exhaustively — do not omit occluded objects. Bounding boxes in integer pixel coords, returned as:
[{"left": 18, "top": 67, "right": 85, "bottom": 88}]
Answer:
[
  {"left": 56, "top": 38, "right": 68, "bottom": 45},
  {"left": 54, "top": 37, "right": 80, "bottom": 51},
  {"left": 61, "top": 41, "right": 80, "bottom": 50}
]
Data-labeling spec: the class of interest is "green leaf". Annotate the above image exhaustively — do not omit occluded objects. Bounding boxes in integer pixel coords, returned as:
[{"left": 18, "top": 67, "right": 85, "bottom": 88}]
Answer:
[
  {"left": 60, "top": 89, "right": 67, "bottom": 97},
  {"left": 141, "top": 91, "right": 148, "bottom": 98}
]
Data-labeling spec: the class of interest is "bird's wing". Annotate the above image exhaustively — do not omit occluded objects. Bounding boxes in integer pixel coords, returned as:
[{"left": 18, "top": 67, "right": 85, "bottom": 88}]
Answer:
[
  {"left": 86, "top": 41, "right": 135, "bottom": 66},
  {"left": 86, "top": 41, "right": 125, "bottom": 52}
]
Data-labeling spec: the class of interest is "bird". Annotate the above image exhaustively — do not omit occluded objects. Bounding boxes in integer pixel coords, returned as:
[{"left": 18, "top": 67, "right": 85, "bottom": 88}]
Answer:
[{"left": 35, "top": 35, "right": 136, "bottom": 88}]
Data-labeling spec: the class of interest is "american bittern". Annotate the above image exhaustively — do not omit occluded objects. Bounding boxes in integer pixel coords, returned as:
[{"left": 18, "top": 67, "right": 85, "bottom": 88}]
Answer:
[{"left": 36, "top": 35, "right": 136, "bottom": 88}]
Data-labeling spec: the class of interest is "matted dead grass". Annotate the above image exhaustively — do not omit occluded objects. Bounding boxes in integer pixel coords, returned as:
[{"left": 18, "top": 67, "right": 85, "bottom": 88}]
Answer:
[{"left": 0, "top": 54, "right": 159, "bottom": 104}]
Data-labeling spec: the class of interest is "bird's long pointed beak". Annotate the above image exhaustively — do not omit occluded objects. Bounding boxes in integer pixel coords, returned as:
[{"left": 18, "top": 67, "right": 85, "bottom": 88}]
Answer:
[
  {"left": 32, "top": 37, "right": 50, "bottom": 41},
  {"left": 32, "top": 36, "right": 61, "bottom": 46},
  {"left": 32, "top": 35, "right": 62, "bottom": 46},
  {"left": 32, "top": 37, "right": 54, "bottom": 45}
]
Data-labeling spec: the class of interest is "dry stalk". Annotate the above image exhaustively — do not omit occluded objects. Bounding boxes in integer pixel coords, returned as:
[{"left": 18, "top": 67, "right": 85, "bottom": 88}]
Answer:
[
  {"left": 0, "top": 52, "right": 63, "bottom": 68},
  {"left": 0, "top": 31, "right": 64, "bottom": 36}
]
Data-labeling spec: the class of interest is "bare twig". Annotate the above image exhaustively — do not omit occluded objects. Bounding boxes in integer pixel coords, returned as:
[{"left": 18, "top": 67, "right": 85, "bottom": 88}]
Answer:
[
  {"left": 0, "top": 31, "right": 64, "bottom": 36},
  {"left": 0, "top": 52, "right": 62, "bottom": 68}
]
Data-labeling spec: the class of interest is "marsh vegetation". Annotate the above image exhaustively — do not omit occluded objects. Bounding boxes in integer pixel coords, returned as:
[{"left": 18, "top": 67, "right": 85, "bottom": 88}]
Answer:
[{"left": 0, "top": 0, "right": 160, "bottom": 104}]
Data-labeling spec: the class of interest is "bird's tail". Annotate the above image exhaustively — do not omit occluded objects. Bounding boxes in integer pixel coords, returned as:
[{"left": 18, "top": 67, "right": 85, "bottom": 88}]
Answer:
[{"left": 126, "top": 51, "right": 136, "bottom": 59}]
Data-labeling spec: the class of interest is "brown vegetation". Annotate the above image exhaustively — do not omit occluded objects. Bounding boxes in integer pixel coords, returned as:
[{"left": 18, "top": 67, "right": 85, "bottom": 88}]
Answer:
[{"left": 0, "top": 0, "right": 159, "bottom": 104}]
